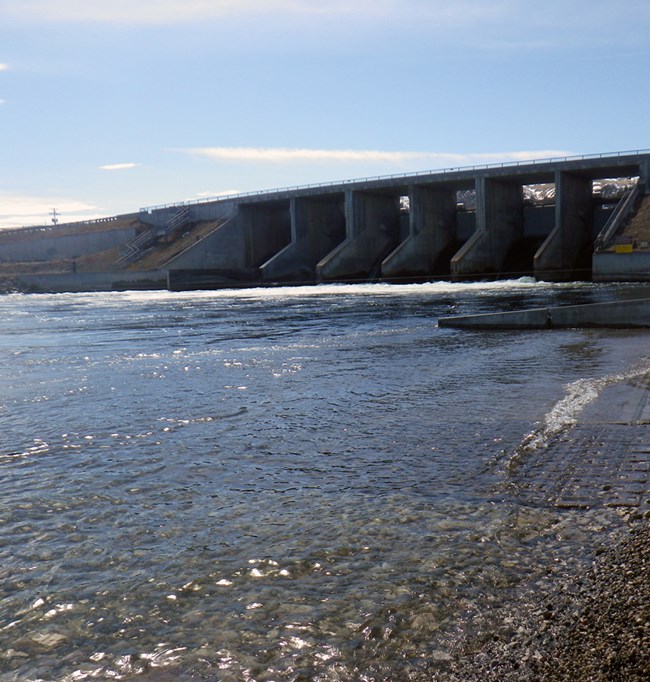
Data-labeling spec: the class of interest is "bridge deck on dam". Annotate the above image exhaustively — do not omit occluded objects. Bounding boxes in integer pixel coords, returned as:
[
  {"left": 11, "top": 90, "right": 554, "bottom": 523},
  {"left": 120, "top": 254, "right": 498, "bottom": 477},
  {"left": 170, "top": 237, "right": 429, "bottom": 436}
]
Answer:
[{"left": 2, "top": 150, "right": 650, "bottom": 292}]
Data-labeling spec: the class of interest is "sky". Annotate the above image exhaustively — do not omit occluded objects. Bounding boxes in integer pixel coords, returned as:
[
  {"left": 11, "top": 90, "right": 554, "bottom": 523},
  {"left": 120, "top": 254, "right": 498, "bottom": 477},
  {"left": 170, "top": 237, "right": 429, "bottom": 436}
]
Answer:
[{"left": 1, "top": 0, "right": 649, "bottom": 228}]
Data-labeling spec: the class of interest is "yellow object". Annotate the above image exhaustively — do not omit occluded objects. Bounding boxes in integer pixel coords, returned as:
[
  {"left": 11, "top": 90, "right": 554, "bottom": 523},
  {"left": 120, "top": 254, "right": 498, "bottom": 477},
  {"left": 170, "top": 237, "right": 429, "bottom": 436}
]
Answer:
[{"left": 615, "top": 243, "right": 634, "bottom": 253}]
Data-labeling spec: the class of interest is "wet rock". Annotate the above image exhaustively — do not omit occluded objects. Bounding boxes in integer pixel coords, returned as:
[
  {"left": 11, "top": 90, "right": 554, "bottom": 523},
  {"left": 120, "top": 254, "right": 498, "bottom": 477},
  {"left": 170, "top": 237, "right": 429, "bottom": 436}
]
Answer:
[
  {"left": 449, "top": 522, "right": 650, "bottom": 681},
  {"left": 28, "top": 631, "right": 67, "bottom": 649},
  {"left": 431, "top": 650, "right": 453, "bottom": 662}
]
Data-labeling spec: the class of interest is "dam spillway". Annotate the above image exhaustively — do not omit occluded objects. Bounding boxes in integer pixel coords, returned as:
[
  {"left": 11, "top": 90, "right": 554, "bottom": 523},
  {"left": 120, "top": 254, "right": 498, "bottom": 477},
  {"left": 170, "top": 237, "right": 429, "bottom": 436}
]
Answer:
[{"left": 2, "top": 150, "right": 650, "bottom": 293}]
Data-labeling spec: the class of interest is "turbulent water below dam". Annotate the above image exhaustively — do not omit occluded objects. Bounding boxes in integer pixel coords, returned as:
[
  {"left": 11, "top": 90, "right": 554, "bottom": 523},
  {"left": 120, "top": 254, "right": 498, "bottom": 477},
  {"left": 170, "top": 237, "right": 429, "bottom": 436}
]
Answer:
[{"left": 1, "top": 279, "right": 650, "bottom": 681}]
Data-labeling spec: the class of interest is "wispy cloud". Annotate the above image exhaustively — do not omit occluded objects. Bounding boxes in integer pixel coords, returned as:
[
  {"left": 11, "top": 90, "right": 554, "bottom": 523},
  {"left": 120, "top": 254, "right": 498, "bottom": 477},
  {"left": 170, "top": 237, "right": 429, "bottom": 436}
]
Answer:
[
  {"left": 196, "top": 189, "right": 241, "bottom": 198},
  {"left": 0, "top": 64, "right": 7, "bottom": 106},
  {"left": 0, "top": 194, "right": 101, "bottom": 229},
  {"left": 0, "top": 0, "right": 531, "bottom": 34},
  {"left": 0, "top": 0, "right": 378, "bottom": 24},
  {"left": 184, "top": 146, "right": 574, "bottom": 168},
  {"left": 0, "top": 0, "right": 589, "bottom": 28},
  {"left": 99, "top": 162, "right": 139, "bottom": 171},
  {"left": 1, "top": 1, "right": 647, "bottom": 50}
]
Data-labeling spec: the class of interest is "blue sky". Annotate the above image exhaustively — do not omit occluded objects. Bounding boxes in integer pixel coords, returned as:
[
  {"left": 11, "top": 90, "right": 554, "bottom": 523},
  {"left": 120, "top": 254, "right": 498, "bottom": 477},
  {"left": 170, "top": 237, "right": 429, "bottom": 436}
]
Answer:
[{"left": 1, "top": 0, "right": 649, "bottom": 228}]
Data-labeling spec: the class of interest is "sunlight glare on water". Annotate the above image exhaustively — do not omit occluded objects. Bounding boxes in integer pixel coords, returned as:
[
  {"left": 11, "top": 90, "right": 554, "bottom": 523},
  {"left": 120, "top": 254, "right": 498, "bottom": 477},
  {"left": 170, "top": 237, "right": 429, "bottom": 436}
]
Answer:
[{"left": 0, "top": 280, "right": 649, "bottom": 680}]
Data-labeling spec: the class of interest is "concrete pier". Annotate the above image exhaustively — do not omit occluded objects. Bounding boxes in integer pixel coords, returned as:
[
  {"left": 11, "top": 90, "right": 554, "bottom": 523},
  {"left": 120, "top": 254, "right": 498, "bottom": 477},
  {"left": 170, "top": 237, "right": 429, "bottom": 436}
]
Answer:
[
  {"left": 317, "top": 190, "right": 401, "bottom": 281},
  {"left": 451, "top": 177, "right": 524, "bottom": 278},
  {"left": 437, "top": 298, "right": 650, "bottom": 329},
  {"left": 535, "top": 171, "right": 594, "bottom": 281},
  {"left": 382, "top": 184, "right": 460, "bottom": 279},
  {"left": 261, "top": 195, "right": 346, "bottom": 283}
]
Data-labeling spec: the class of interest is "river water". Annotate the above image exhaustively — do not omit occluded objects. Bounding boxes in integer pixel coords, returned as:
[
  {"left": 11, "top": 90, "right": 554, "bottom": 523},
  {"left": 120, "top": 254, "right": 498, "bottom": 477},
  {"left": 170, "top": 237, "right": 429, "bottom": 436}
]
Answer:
[{"left": 1, "top": 279, "right": 650, "bottom": 681}]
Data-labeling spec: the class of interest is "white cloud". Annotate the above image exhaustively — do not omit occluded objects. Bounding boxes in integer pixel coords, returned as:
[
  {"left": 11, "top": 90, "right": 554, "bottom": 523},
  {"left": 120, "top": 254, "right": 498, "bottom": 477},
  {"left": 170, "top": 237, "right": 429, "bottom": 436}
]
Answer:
[
  {"left": 0, "top": 0, "right": 378, "bottom": 24},
  {"left": 99, "top": 162, "right": 139, "bottom": 171},
  {"left": 184, "top": 146, "right": 574, "bottom": 169},
  {"left": 0, "top": 0, "right": 573, "bottom": 28},
  {"left": 1, "top": 1, "right": 647, "bottom": 50},
  {"left": 196, "top": 189, "right": 241, "bottom": 198},
  {"left": 0, "top": 65, "right": 7, "bottom": 107},
  {"left": 0, "top": 194, "right": 103, "bottom": 229}
]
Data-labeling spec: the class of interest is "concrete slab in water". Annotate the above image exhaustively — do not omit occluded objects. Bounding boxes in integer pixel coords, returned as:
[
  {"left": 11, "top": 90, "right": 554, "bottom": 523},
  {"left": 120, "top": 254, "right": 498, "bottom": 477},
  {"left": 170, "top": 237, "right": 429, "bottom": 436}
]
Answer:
[{"left": 438, "top": 298, "right": 650, "bottom": 329}]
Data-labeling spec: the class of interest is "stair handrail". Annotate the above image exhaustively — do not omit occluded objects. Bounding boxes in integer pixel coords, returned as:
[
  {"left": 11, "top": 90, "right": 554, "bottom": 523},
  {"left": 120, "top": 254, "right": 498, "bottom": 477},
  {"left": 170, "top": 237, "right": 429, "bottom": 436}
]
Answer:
[
  {"left": 116, "top": 229, "right": 155, "bottom": 266},
  {"left": 164, "top": 206, "right": 192, "bottom": 235},
  {"left": 594, "top": 183, "right": 641, "bottom": 250}
]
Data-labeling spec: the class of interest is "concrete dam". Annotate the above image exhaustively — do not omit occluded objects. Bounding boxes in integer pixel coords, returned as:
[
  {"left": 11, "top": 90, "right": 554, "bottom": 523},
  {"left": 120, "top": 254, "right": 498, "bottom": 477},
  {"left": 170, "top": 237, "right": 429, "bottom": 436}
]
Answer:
[{"left": 2, "top": 150, "right": 650, "bottom": 293}]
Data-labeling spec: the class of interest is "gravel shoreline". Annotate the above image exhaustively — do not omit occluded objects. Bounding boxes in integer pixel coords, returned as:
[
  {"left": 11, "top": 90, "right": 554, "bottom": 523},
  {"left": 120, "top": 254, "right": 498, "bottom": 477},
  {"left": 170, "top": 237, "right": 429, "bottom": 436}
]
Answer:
[{"left": 448, "top": 521, "right": 650, "bottom": 681}]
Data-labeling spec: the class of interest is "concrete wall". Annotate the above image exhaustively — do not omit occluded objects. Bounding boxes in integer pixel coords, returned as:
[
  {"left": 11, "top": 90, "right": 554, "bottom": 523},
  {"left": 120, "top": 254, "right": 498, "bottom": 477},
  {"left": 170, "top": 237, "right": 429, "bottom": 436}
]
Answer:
[
  {"left": 138, "top": 200, "right": 236, "bottom": 229},
  {"left": 535, "top": 171, "right": 594, "bottom": 281},
  {"left": 2, "top": 270, "right": 167, "bottom": 293},
  {"left": 317, "top": 190, "right": 401, "bottom": 281},
  {"left": 593, "top": 252, "right": 650, "bottom": 282},
  {"left": 456, "top": 211, "right": 476, "bottom": 240},
  {"left": 0, "top": 225, "right": 138, "bottom": 262},
  {"left": 523, "top": 206, "right": 555, "bottom": 237},
  {"left": 238, "top": 202, "right": 292, "bottom": 269},
  {"left": 594, "top": 205, "right": 615, "bottom": 235},
  {"left": 382, "top": 184, "right": 458, "bottom": 279},
  {"left": 167, "top": 269, "right": 257, "bottom": 291},
  {"left": 165, "top": 215, "right": 248, "bottom": 272},
  {"left": 261, "top": 195, "right": 346, "bottom": 283},
  {"left": 451, "top": 177, "right": 523, "bottom": 278}
]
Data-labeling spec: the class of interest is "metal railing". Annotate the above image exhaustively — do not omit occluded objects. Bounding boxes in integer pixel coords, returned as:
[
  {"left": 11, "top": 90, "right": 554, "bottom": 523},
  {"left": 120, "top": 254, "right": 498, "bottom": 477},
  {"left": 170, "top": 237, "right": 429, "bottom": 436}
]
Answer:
[
  {"left": 0, "top": 212, "right": 138, "bottom": 238},
  {"left": 139, "top": 148, "right": 650, "bottom": 213},
  {"left": 164, "top": 206, "right": 192, "bottom": 235},
  {"left": 594, "top": 183, "right": 642, "bottom": 250},
  {"left": 116, "top": 229, "right": 156, "bottom": 267}
]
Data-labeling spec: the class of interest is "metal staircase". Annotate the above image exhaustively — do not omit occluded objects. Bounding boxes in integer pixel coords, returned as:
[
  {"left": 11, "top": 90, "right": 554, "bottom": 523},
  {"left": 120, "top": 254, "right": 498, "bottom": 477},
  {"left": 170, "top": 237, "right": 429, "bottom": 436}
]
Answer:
[
  {"left": 116, "top": 229, "right": 156, "bottom": 267},
  {"left": 116, "top": 207, "right": 193, "bottom": 268},
  {"left": 594, "top": 183, "right": 643, "bottom": 251},
  {"left": 165, "top": 206, "right": 192, "bottom": 236}
]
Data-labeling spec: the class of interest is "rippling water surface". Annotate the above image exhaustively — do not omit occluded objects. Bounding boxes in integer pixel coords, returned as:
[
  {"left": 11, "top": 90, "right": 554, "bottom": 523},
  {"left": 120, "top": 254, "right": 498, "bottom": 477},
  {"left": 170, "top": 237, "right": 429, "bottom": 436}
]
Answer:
[{"left": 1, "top": 280, "right": 650, "bottom": 680}]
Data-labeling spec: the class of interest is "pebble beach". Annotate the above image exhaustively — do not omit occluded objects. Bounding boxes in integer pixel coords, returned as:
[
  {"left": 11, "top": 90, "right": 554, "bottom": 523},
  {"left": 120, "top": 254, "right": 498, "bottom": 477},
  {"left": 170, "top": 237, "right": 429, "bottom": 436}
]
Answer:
[
  {"left": 448, "top": 521, "right": 650, "bottom": 681},
  {"left": 449, "top": 371, "right": 650, "bottom": 681}
]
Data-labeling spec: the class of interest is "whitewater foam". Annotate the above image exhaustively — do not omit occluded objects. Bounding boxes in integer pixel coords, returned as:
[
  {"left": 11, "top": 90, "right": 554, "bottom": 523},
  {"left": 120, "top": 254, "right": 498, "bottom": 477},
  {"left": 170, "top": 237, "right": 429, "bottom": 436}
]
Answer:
[{"left": 508, "top": 360, "right": 650, "bottom": 471}]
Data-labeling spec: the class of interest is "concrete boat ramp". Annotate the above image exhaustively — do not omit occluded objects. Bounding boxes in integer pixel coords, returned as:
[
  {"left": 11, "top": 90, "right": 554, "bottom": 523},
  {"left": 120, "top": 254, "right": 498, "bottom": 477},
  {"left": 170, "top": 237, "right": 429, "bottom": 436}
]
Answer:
[{"left": 438, "top": 297, "right": 650, "bottom": 329}]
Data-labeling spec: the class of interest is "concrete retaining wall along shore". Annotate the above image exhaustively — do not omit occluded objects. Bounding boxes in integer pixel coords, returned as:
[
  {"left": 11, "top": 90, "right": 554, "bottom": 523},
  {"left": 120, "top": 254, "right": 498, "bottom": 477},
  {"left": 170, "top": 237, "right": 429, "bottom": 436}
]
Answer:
[
  {"left": 0, "top": 270, "right": 167, "bottom": 293},
  {"left": 0, "top": 224, "right": 139, "bottom": 262}
]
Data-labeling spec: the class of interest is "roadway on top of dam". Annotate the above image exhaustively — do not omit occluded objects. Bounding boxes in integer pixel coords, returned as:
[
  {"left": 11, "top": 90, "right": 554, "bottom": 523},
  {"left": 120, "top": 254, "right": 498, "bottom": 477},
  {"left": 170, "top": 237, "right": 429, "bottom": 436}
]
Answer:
[{"left": 141, "top": 149, "right": 650, "bottom": 212}]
